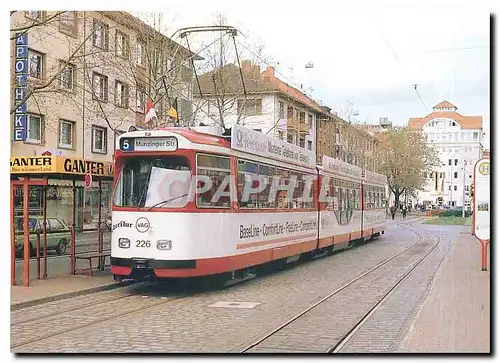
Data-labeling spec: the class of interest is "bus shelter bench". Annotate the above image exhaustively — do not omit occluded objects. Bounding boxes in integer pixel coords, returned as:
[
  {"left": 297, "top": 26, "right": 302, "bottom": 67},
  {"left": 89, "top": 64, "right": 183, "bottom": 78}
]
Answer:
[{"left": 74, "top": 251, "right": 111, "bottom": 276}]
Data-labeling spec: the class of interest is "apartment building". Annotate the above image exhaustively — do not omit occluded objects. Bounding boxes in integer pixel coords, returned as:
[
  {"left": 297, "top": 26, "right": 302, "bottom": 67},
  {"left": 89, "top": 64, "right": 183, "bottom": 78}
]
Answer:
[
  {"left": 192, "top": 60, "right": 380, "bottom": 171},
  {"left": 193, "top": 61, "right": 318, "bottom": 153},
  {"left": 10, "top": 11, "right": 196, "bottom": 229},
  {"left": 408, "top": 101, "right": 484, "bottom": 208}
]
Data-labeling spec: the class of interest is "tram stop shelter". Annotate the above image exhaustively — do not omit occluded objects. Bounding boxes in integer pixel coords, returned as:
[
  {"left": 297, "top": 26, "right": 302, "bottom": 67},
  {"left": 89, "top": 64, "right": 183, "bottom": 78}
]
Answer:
[{"left": 10, "top": 155, "right": 114, "bottom": 287}]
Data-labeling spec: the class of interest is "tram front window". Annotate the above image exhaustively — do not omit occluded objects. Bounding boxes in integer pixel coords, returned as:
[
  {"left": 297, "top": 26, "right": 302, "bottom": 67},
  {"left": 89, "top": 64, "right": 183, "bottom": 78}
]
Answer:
[{"left": 113, "top": 156, "right": 191, "bottom": 208}]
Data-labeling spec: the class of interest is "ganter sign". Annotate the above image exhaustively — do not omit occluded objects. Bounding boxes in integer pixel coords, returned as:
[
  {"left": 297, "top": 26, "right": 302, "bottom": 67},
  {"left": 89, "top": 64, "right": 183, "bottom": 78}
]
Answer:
[{"left": 231, "top": 125, "right": 316, "bottom": 168}]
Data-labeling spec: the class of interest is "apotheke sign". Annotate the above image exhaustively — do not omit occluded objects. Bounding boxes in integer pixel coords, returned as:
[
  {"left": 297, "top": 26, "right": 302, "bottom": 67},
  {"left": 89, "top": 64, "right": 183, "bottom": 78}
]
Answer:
[{"left": 13, "top": 33, "right": 28, "bottom": 141}]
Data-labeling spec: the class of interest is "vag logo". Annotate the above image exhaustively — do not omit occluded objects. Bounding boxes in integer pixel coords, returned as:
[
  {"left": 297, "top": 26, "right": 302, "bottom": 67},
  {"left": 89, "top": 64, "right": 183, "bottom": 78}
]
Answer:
[{"left": 136, "top": 217, "right": 150, "bottom": 233}]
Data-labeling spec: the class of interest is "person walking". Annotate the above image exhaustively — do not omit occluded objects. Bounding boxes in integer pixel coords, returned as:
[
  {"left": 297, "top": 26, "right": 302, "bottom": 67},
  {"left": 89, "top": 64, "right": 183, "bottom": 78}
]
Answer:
[
  {"left": 402, "top": 205, "right": 407, "bottom": 219},
  {"left": 390, "top": 204, "right": 396, "bottom": 220}
]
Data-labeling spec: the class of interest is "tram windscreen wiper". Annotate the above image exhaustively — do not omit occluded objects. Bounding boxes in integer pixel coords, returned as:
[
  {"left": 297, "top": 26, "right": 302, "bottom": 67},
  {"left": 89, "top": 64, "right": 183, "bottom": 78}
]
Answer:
[
  {"left": 147, "top": 194, "right": 189, "bottom": 211},
  {"left": 136, "top": 164, "right": 153, "bottom": 209}
]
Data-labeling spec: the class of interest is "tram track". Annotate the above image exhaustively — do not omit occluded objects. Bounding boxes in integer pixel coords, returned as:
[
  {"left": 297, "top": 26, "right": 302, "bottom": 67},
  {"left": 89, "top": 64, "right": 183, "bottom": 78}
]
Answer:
[
  {"left": 12, "top": 221, "right": 432, "bottom": 352},
  {"left": 10, "top": 289, "right": 188, "bottom": 350},
  {"left": 239, "top": 222, "right": 441, "bottom": 353},
  {"left": 11, "top": 288, "right": 137, "bottom": 326}
]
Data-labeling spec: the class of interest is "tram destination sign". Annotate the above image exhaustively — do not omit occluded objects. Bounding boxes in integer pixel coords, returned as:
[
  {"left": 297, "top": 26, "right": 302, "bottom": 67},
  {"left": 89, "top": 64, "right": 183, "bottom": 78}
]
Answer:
[
  {"left": 231, "top": 125, "right": 316, "bottom": 168},
  {"left": 120, "top": 137, "right": 178, "bottom": 152}
]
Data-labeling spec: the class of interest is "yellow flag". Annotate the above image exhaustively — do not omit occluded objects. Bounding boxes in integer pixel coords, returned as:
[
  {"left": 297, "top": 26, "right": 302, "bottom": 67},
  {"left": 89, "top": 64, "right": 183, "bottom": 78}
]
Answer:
[{"left": 168, "top": 106, "right": 178, "bottom": 119}]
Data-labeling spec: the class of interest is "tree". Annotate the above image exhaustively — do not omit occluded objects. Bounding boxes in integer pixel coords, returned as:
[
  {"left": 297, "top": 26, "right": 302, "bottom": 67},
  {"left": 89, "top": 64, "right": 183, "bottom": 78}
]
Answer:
[
  {"left": 190, "top": 13, "right": 270, "bottom": 129},
  {"left": 11, "top": 10, "right": 198, "bottom": 140},
  {"left": 375, "top": 127, "right": 439, "bottom": 208}
]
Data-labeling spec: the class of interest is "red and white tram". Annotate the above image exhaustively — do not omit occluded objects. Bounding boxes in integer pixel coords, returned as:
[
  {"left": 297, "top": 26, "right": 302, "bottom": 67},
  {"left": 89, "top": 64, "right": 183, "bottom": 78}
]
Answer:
[{"left": 110, "top": 125, "right": 387, "bottom": 282}]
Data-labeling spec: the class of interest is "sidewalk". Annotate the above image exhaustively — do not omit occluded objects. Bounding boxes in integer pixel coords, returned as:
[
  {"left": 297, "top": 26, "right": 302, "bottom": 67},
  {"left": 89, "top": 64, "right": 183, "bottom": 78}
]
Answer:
[
  {"left": 10, "top": 271, "right": 127, "bottom": 311},
  {"left": 400, "top": 228, "right": 490, "bottom": 353}
]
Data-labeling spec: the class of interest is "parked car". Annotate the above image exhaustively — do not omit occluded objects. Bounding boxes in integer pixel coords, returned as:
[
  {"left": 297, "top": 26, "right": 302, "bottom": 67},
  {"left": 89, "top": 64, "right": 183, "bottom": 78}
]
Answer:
[{"left": 15, "top": 217, "right": 71, "bottom": 257}]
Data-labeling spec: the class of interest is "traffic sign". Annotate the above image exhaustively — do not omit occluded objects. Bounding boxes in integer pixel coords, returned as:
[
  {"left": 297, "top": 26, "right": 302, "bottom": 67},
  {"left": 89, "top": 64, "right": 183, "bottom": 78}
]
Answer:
[{"left": 84, "top": 172, "right": 92, "bottom": 189}]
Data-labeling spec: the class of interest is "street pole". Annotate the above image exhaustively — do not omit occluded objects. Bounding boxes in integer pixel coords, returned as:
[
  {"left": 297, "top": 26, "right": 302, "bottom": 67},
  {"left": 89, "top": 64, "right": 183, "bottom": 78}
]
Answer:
[{"left": 462, "top": 160, "right": 467, "bottom": 217}]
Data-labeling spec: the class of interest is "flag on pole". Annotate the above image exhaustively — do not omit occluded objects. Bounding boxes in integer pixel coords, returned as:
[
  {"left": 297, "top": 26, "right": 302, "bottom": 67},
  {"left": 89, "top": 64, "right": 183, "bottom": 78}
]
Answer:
[
  {"left": 168, "top": 97, "right": 178, "bottom": 120},
  {"left": 145, "top": 99, "right": 158, "bottom": 124}
]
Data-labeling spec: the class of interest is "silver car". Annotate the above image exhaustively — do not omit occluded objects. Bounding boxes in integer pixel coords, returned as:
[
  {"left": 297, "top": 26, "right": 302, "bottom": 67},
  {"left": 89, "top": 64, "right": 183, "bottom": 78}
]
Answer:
[{"left": 15, "top": 217, "right": 71, "bottom": 257}]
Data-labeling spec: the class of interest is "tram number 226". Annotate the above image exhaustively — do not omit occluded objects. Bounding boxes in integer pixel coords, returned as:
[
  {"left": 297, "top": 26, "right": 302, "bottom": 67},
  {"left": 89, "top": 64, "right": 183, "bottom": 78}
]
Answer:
[{"left": 136, "top": 240, "right": 151, "bottom": 248}]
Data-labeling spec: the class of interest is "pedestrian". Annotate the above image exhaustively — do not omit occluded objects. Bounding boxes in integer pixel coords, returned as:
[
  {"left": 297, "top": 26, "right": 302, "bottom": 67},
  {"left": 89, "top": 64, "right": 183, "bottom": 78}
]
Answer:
[
  {"left": 390, "top": 205, "right": 396, "bottom": 220},
  {"left": 402, "top": 205, "right": 407, "bottom": 219}
]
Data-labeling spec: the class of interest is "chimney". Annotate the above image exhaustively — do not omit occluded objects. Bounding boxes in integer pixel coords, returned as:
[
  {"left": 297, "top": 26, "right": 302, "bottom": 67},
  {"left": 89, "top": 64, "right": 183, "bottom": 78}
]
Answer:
[
  {"left": 261, "top": 66, "right": 274, "bottom": 84},
  {"left": 251, "top": 64, "right": 260, "bottom": 79},
  {"left": 241, "top": 60, "right": 251, "bottom": 74}
]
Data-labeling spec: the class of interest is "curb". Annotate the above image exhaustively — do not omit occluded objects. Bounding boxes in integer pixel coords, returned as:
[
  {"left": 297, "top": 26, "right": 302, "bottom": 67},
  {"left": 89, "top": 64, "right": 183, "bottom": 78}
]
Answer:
[{"left": 10, "top": 279, "right": 135, "bottom": 311}]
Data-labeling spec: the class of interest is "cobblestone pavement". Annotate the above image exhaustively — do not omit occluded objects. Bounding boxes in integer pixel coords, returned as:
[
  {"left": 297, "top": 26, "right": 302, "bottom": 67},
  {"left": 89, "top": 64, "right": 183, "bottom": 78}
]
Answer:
[
  {"left": 12, "top": 220, "right": 460, "bottom": 353},
  {"left": 338, "top": 224, "right": 459, "bottom": 353}
]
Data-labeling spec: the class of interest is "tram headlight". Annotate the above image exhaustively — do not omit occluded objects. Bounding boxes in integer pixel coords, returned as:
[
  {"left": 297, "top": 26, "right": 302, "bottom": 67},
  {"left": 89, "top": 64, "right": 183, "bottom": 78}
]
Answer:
[
  {"left": 118, "top": 238, "right": 130, "bottom": 248},
  {"left": 157, "top": 240, "right": 172, "bottom": 250}
]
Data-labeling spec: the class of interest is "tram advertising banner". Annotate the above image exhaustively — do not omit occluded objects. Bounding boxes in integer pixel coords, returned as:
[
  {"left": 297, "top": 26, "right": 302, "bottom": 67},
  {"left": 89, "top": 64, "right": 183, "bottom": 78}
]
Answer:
[{"left": 473, "top": 158, "right": 490, "bottom": 241}]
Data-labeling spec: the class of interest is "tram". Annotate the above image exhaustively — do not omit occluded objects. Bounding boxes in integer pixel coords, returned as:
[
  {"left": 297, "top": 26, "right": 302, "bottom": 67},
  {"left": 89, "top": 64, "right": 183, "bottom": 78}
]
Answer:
[{"left": 110, "top": 125, "right": 387, "bottom": 282}]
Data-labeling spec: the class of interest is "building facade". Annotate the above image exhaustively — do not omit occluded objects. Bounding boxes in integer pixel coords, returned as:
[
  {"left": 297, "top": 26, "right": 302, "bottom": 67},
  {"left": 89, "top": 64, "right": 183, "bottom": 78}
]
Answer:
[
  {"left": 193, "top": 60, "right": 380, "bottom": 172},
  {"left": 193, "top": 61, "right": 318, "bottom": 153},
  {"left": 10, "top": 11, "right": 195, "bottom": 229},
  {"left": 408, "top": 101, "right": 484, "bottom": 208}
]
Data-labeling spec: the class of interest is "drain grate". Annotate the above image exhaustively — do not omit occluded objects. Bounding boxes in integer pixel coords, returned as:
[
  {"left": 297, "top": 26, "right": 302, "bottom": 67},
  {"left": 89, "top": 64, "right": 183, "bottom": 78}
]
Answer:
[{"left": 208, "top": 301, "right": 260, "bottom": 309}]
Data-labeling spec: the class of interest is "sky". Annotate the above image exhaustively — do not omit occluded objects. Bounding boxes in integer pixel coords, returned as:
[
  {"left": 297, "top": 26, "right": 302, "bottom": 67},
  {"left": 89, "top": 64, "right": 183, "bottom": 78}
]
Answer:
[{"left": 134, "top": 0, "right": 491, "bottom": 148}]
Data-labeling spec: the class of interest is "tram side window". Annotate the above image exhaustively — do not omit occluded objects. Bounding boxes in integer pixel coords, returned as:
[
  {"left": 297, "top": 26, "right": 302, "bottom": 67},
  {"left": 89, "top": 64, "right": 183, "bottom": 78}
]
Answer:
[
  {"left": 326, "top": 177, "right": 335, "bottom": 210},
  {"left": 258, "top": 163, "right": 276, "bottom": 208},
  {"left": 237, "top": 159, "right": 259, "bottom": 208},
  {"left": 196, "top": 154, "right": 231, "bottom": 208},
  {"left": 354, "top": 183, "right": 360, "bottom": 209},
  {"left": 366, "top": 188, "right": 372, "bottom": 210},
  {"left": 334, "top": 179, "right": 341, "bottom": 211},
  {"left": 301, "top": 173, "right": 315, "bottom": 209},
  {"left": 291, "top": 172, "right": 304, "bottom": 209},
  {"left": 276, "top": 168, "right": 291, "bottom": 209}
]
